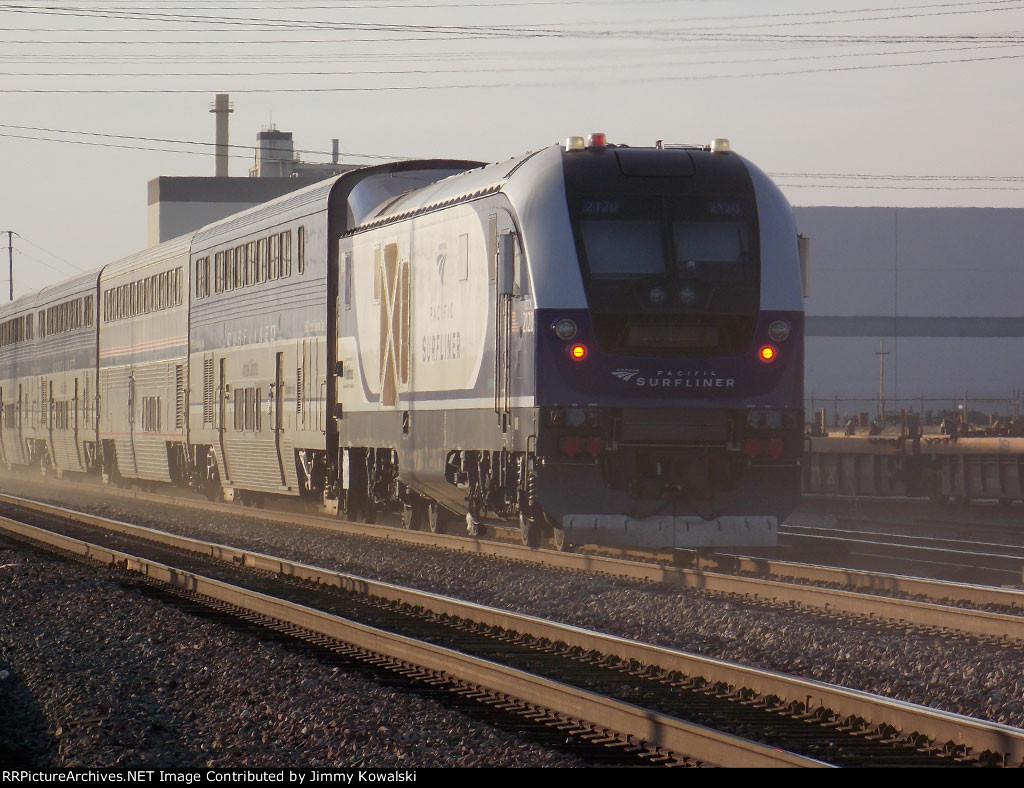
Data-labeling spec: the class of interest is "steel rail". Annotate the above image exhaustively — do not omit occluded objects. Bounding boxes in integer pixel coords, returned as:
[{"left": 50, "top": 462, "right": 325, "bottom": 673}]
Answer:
[
  {"left": 3, "top": 491, "right": 1023, "bottom": 642},
  {"left": 0, "top": 515, "right": 823, "bottom": 769},
  {"left": 2, "top": 506, "right": 1023, "bottom": 765}
]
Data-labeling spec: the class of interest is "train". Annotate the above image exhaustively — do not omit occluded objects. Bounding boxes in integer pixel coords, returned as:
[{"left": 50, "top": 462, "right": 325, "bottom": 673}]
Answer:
[{"left": 0, "top": 134, "right": 806, "bottom": 550}]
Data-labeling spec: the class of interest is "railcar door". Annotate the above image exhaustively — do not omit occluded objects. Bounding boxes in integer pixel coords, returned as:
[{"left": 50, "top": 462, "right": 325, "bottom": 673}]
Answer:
[
  {"left": 274, "top": 351, "right": 287, "bottom": 486},
  {"left": 217, "top": 357, "right": 230, "bottom": 481},
  {"left": 125, "top": 371, "right": 138, "bottom": 477},
  {"left": 73, "top": 378, "right": 82, "bottom": 469},
  {"left": 0, "top": 387, "right": 6, "bottom": 466}
]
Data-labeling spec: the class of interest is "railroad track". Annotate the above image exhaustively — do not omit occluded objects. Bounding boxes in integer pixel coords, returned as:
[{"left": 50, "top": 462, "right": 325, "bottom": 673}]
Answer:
[
  {"left": 1, "top": 481, "right": 1024, "bottom": 643},
  {"left": 2, "top": 498, "right": 1023, "bottom": 767},
  {"left": 776, "top": 523, "right": 1024, "bottom": 586}
]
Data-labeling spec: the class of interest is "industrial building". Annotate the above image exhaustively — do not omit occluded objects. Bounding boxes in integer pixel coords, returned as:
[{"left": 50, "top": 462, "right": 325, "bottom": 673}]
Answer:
[
  {"left": 147, "top": 94, "right": 357, "bottom": 246},
  {"left": 795, "top": 206, "right": 1024, "bottom": 421}
]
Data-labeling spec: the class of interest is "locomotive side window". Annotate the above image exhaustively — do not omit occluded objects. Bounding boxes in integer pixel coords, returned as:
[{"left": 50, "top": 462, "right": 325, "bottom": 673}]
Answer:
[
  {"left": 343, "top": 251, "right": 352, "bottom": 309},
  {"left": 297, "top": 226, "right": 305, "bottom": 274}
]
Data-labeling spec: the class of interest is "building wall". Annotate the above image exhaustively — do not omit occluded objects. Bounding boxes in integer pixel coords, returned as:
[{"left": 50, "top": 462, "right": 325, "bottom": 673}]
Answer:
[
  {"left": 146, "top": 176, "right": 339, "bottom": 247},
  {"left": 794, "top": 207, "right": 1024, "bottom": 416}
]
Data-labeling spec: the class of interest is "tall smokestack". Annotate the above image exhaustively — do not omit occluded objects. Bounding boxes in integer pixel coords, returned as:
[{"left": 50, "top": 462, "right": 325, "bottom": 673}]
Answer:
[
  {"left": 332, "top": 139, "right": 339, "bottom": 165},
  {"left": 209, "top": 93, "right": 234, "bottom": 177}
]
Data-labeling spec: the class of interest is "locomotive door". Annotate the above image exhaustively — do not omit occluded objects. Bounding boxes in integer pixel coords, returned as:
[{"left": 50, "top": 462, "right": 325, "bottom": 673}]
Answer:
[{"left": 494, "top": 225, "right": 518, "bottom": 433}]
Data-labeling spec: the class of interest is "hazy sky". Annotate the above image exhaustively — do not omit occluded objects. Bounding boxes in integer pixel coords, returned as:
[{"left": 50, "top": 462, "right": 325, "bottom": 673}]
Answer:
[{"left": 1, "top": 0, "right": 1021, "bottom": 297}]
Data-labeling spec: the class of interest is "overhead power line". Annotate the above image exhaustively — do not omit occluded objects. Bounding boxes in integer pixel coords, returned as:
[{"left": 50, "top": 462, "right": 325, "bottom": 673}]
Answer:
[
  {"left": 0, "top": 120, "right": 1020, "bottom": 190},
  {"left": 2, "top": 50, "right": 1023, "bottom": 92}
]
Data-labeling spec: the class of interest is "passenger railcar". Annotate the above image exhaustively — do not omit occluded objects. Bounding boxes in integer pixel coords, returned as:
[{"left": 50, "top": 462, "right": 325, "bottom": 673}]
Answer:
[
  {"left": 97, "top": 237, "right": 189, "bottom": 485},
  {"left": 0, "top": 272, "right": 100, "bottom": 475},
  {"left": 186, "top": 160, "right": 480, "bottom": 502}
]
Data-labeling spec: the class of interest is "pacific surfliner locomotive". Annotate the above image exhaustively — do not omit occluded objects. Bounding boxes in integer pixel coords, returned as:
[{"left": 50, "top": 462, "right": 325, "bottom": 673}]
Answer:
[{"left": 0, "top": 134, "right": 805, "bottom": 550}]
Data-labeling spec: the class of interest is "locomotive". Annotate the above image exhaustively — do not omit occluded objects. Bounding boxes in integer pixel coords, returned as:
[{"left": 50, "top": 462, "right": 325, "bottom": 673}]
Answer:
[{"left": 0, "top": 134, "right": 805, "bottom": 551}]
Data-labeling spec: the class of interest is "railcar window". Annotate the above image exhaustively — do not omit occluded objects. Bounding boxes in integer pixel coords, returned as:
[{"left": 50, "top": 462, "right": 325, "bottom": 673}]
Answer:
[
  {"left": 225, "top": 248, "right": 235, "bottom": 291},
  {"left": 245, "top": 243, "right": 256, "bottom": 286},
  {"left": 235, "top": 245, "right": 247, "bottom": 287},
  {"left": 297, "top": 226, "right": 305, "bottom": 274},
  {"left": 196, "top": 259, "right": 204, "bottom": 299},
  {"left": 215, "top": 252, "right": 225, "bottom": 293},
  {"left": 234, "top": 389, "right": 244, "bottom": 431},
  {"left": 269, "top": 234, "right": 279, "bottom": 280},
  {"left": 258, "top": 238, "right": 268, "bottom": 282},
  {"left": 281, "top": 231, "right": 292, "bottom": 277},
  {"left": 244, "top": 388, "right": 254, "bottom": 431},
  {"left": 579, "top": 219, "right": 664, "bottom": 277},
  {"left": 84, "top": 296, "right": 92, "bottom": 327}
]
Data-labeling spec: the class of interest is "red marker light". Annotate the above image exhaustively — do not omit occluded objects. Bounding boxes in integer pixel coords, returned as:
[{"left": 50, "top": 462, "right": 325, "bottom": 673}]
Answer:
[
  {"left": 759, "top": 345, "right": 776, "bottom": 362},
  {"left": 560, "top": 437, "right": 582, "bottom": 458},
  {"left": 570, "top": 343, "right": 588, "bottom": 360},
  {"left": 587, "top": 132, "right": 607, "bottom": 148}
]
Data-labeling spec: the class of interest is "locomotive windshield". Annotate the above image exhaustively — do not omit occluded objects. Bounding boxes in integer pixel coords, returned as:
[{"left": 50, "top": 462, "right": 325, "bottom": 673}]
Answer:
[
  {"left": 672, "top": 221, "right": 749, "bottom": 282},
  {"left": 579, "top": 218, "right": 664, "bottom": 278},
  {"left": 562, "top": 147, "right": 762, "bottom": 357}
]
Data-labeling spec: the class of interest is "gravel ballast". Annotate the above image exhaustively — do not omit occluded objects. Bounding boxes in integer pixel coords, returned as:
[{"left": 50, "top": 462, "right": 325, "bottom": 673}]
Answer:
[
  {"left": 3, "top": 475, "right": 1024, "bottom": 746},
  {"left": 0, "top": 544, "right": 582, "bottom": 768}
]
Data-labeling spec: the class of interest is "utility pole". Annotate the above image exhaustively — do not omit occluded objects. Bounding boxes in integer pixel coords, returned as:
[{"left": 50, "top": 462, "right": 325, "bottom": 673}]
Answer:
[
  {"left": 876, "top": 339, "right": 890, "bottom": 424},
  {"left": 4, "top": 230, "right": 12, "bottom": 301}
]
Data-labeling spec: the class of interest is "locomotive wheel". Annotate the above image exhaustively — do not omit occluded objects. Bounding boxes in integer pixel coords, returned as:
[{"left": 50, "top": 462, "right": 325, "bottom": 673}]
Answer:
[
  {"left": 519, "top": 511, "right": 540, "bottom": 549},
  {"left": 426, "top": 501, "right": 446, "bottom": 534},
  {"left": 552, "top": 526, "right": 572, "bottom": 553}
]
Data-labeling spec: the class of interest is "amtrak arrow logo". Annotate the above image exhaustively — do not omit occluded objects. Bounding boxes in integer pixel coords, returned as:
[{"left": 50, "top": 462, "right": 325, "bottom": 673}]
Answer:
[{"left": 611, "top": 368, "right": 640, "bottom": 382}]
